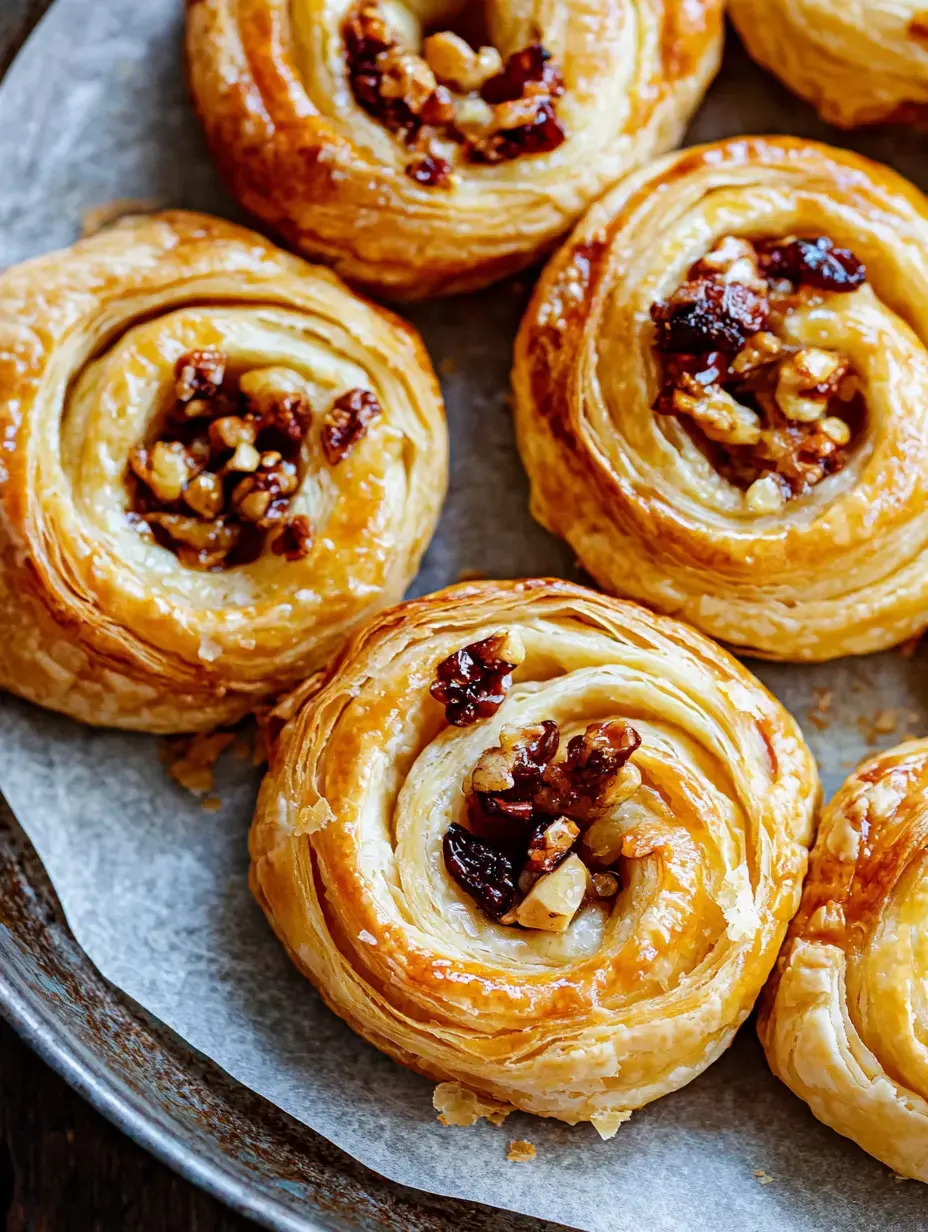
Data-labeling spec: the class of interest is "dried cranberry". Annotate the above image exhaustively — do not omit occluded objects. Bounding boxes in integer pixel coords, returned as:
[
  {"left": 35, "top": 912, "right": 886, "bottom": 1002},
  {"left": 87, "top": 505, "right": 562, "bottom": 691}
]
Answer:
[
  {"left": 481, "top": 44, "right": 564, "bottom": 104},
  {"left": 443, "top": 823, "right": 517, "bottom": 919},
  {"left": 321, "top": 389, "right": 382, "bottom": 465},
  {"left": 651, "top": 280, "right": 768, "bottom": 353},
  {"left": 405, "top": 154, "right": 452, "bottom": 188},
  {"left": 758, "top": 237, "right": 866, "bottom": 292},
  {"left": 430, "top": 633, "right": 523, "bottom": 727},
  {"left": 471, "top": 99, "right": 566, "bottom": 163}
]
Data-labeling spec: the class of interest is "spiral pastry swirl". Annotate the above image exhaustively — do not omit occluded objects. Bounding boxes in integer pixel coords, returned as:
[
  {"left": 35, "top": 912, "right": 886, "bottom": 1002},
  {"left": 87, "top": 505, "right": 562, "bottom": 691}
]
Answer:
[
  {"left": 730, "top": 1, "right": 928, "bottom": 129},
  {"left": 250, "top": 579, "right": 817, "bottom": 1132},
  {"left": 760, "top": 740, "right": 928, "bottom": 1181},
  {"left": 185, "top": 0, "right": 723, "bottom": 299},
  {"left": 0, "top": 211, "right": 446, "bottom": 732},
  {"left": 514, "top": 137, "right": 928, "bottom": 662}
]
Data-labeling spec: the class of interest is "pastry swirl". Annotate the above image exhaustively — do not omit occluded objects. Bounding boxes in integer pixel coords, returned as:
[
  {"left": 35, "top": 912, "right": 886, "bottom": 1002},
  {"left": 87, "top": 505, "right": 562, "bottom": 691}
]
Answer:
[
  {"left": 760, "top": 740, "right": 928, "bottom": 1181},
  {"left": 730, "top": 1, "right": 928, "bottom": 129},
  {"left": 250, "top": 578, "right": 817, "bottom": 1131},
  {"left": 185, "top": 0, "right": 723, "bottom": 299},
  {"left": 0, "top": 211, "right": 446, "bottom": 732},
  {"left": 513, "top": 137, "right": 928, "bottom": 662}
]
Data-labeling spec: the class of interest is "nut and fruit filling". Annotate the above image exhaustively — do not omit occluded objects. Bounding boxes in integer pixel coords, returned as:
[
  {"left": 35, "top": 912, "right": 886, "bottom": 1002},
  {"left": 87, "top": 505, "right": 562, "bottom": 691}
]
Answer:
[
  {"left": 432, "top": 634, "right": 642, "bottom": 933},
  {"left": 650, "top": 235, "right": 868, "bottom": 511},
  {"left": 343, "top": 3, "right": 566, "bottom": 188},
  {"left": 127, "top": 348, "right": 381, "bottom": 570}
]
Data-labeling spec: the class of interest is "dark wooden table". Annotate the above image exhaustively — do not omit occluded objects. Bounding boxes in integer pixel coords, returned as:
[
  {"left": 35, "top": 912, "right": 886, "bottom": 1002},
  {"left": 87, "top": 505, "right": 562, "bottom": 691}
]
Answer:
[
  {"left": 0, "top": 4, "right": 256, "bottom": 1229},
  {"left": 1, "top": 1018, "right": 258, "bottom": 1231}
]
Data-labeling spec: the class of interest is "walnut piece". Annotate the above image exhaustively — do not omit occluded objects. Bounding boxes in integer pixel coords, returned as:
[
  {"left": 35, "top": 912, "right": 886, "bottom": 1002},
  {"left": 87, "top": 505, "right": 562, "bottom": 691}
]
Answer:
[
  {"left": 128, "top": 352, "right": 315, "bottom": 570},
  {"left": 321, "top": 388, "right": 383, "bottom": 465}
]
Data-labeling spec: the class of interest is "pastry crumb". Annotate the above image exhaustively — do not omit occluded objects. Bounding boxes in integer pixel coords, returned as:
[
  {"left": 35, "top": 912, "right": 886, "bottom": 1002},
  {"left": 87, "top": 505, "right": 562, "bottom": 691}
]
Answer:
[
  {"left": 506, "top": 1139, "right": 536, "bottom": 1162},
  {"left": 753, "top": 1169, "right": 774, "bottom": 1186},
  {"left": 433, "top": 1082, "right": 511, "bottom": 1128},
  {"left": 859, "top": 709, "right": 898, "bottom": 744},
  {"left": 161, "top": 731, "right": 236, "bottom": 795},
  {"left": 806, "top": 687, "right": 833, "bottom": 731},
  {"left": 893, "top": 1173, "right": 911, "bottom": 1182},
  {"left": 438, "top": 356, "right": 458, "bottom": 377},
  {"left": 590, "top": 1109, "right": 632, "bottom": 1140}
]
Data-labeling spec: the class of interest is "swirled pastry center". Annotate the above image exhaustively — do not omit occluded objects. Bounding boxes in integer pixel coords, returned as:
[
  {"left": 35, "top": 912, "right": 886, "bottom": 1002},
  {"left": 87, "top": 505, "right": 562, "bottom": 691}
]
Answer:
[
  {"left": 128, "top": 348, "right": 381, "bottom": 569},
  {"left": 343, "top": 3, "right": 566, "bottom": 188},
  {"left": 431, "top": 633, "right": 641, "bottom": 932},
  {"left": 651, "top": 235, "right": 868, "bottom": 511}
]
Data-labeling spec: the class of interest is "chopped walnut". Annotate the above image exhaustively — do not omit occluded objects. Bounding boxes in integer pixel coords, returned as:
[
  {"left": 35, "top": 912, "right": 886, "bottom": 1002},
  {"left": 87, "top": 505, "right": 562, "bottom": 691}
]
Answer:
[
  {"left": 344, "top": 5, "right": 567, "bottom": 177},
  {"left": 445, "top": 716, "right": 644, "bottom": 928},
  {"left": 651, "top": 233, "right": 868, "bottom": 501},
  {"left": 430, "top": 631, "right": 525, "bottom": 727},
  {"left": 272, "top": 515, "right": 313, "bottom": 561},
  {"left": 127, "top": 351, "right": 318, "bottom": 569},
  {"left": 665, "top": 374, "right": 762, "bottom": 447},
  {"left": 321, "top": 388, "right": 383, "bottom": 465},
  {"left": 175, "top": 349, "right": 225, "bottom": 403},
  {"left": 535, "top": 721, "right": 643, "bottom": 825},
  {"left": 423, "top": 31, "right": 502, "bottom": 93}
]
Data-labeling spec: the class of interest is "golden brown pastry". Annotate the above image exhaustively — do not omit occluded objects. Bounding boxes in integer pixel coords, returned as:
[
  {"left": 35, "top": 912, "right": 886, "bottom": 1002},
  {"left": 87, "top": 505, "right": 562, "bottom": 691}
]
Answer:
[
  {"left": 730, "top": 1, "right": 928, "bottom": 128},
  {"left": 760, "top": 740, "right": 928, "bottom": 1181},
  {"left": 185, "top": 0, "right": 724, "bottom": 300},
  {"left": 513, "top": 136, "right": 928, "bottom": 662},
  {"left": 250, "top": 578, "right": 818, "bottom": 1132},
  {"left": 0, "top": 211, "right": 446, "bottom": 732}
]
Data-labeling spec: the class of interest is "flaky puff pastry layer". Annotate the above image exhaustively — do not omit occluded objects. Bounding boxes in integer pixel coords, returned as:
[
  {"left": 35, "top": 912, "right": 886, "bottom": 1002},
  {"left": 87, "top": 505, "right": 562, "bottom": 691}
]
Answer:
[
  {"left": 513, "top": 137, "right": 928, "bottom": 662},
  {"left": 250, "top": 578, "right": 817, "bottom": 1132},
  {"left": 185, "top": 0, "right": 723, "bottom": 300},
  {"left": 0, "top": 211, "right": 446, "bottom": 732},
  {"left": 730, "top": 0, "right": 928, "bottom": 129},
  {"left": 759, "top": 740, "right": 928, "bottom": 1181}
]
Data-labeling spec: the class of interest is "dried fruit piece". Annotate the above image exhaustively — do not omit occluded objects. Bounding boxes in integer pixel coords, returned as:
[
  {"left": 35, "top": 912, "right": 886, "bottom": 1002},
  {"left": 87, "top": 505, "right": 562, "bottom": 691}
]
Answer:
[
  {"left": 443, "top": 823, "right": 517, "bottom": 919},
  {"left": 321, "top": 388, "right": 383, "bottom": 465},
  {"left": 405, "top": 154, "right": 452, "bottom": 188},
  {"left": 430, "top": 630, "right": 526, "bottom": 727},
  {"left": 651, "top": 279, "right": 769, "bottom": 353},
  {"left": 758, "top": 236, "right": 867, "bottom": 292},
  {"left": 480, "top": 44, "right": 564, "bottom": 105},
  {"left": 521, "top": 816, "right": 580, "bottom": 886}
]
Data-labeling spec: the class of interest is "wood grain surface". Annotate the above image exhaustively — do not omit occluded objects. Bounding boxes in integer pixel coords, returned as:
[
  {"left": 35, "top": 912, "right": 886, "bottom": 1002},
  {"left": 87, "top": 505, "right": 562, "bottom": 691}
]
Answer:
[{"left": 0, "top": 3, "right": 256, "bottom": 1228}]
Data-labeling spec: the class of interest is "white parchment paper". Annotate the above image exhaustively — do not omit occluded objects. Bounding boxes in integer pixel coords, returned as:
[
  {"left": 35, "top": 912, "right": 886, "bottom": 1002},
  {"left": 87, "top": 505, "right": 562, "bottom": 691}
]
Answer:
[{"left": 2, "top": 4, "right": 928, "bottom": 1229}]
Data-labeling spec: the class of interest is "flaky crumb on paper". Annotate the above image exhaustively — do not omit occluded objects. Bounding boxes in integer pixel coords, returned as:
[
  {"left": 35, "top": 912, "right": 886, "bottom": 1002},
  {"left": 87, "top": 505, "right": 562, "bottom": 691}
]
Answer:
[
  {"left": 433, "top": 1082, "right": 511, "bottom": 1128},
  {"left": 438, "top": 356, "right": 458, "bottom": 377},
  {"left": 753, "top": 1169, "right": 774, "bottom": 1186},
  {"left": 590, "top": 1109, "right": 632, "bottom": 1140},
  {"left": 201, "top": 795, "right": 222, "bottom": 812},
  {"left": 806, "top": 687, "right": 833, "bottom": 731},
  {"left": 160, "top": 731, "right": 236, "bottom": 796},
  {"left": 506, "top": 1139, "right": 536, "bottom": 1162},
  {"left": 858, "top": 709, "right": 898, "bottom": 745}
]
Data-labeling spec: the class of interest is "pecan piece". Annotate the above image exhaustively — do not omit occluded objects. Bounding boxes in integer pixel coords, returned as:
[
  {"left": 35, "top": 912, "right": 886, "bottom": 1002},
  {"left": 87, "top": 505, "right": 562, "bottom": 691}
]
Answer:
[
  {"left": 272, "top": 515, "right": 313, "bottom": 561},
  {"left": 430, "top": 630, "right": 525, "bottom": 727},
  {"left": 322, "top": 388, "right": 383, "bottom": 464}
]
